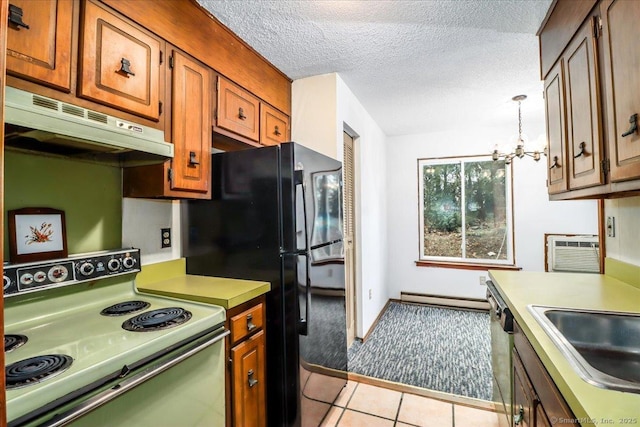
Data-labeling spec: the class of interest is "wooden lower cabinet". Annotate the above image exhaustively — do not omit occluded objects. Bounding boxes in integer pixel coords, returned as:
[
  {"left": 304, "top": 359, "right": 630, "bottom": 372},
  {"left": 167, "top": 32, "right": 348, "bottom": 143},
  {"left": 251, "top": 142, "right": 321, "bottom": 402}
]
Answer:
[
  {"left": 513, "top": 321, "right": 579, "bottom": 426},
  {"left": 226, "top": 296, "right": 266, "bottom": 427},
  {"left": 231, "top": 330, "right": 266, "bottom": 427}
]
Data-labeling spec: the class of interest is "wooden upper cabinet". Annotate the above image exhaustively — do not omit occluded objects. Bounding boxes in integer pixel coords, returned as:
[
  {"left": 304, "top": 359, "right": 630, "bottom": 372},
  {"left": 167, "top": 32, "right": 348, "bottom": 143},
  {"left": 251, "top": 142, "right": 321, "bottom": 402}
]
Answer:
[
  {"left": 169, "top": 50, "right": 211, "bottom": 194},
  {"left": 544, "top": 60, "right": 568, "bottom": 195},
  {"left": 260, "top": 104, "right": 289, "bottom": 146},
  {"left": 601, "top": 0, "right": 640, "bottom": 182},
  {"left": 79, "top": 0, "right": 162, "bottom": 121},
  {"left": 6, "top": 0, "right": 73, "bottom": 91},
  {"left": 565, "top": 17, "right": 604, "bottom": 190},
  {"left": 217, "top": 76, "right": 260, "bottom": 142}
]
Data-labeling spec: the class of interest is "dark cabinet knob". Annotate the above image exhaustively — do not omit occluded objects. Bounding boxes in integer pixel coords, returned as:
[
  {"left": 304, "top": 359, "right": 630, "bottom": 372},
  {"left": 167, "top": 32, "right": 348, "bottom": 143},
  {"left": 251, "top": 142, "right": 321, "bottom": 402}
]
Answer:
[
  {"left": 621, "top": 113, "right": 638, "bottom": 137},
  {"left": 238, "top": 107, "right": 247, "bottom": 120},
  {"left": 573, "top": 141, "right": 587, "bottom": 158},
  {"left": 549, "top": 156, "right": 560, "bottom": 170},
  {"left": 247, "top": 369, "right": 258, "bottom": 388},
  {"left": 8, "top": 4, "right": 29, "bottom": 29},
  {"left": 274, "top": 125, "right": 282, "bottom": 136},
  {"left": 118, "top": 58, "right": 135, "bottom": 77},
  {"left": 188, "top": 151, "right": 199, "bottom": 166},
  {"left": 246, "top": 313, "right": 256, "bottom": 331}
]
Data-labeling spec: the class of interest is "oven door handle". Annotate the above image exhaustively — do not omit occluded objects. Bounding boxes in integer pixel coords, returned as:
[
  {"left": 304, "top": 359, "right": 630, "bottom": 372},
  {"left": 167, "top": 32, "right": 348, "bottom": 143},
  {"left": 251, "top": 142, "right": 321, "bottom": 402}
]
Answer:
[{"left": 40, "top": 328, "right": 230, "bottom": 427}]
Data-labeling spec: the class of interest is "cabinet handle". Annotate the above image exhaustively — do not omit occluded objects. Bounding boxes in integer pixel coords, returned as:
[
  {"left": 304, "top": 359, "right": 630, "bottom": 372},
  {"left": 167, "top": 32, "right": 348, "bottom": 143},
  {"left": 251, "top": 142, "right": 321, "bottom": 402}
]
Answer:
[
  {"left": 573, "top": 141, "right": 587, "bottom": 158},
  {"left": 549, "top": 155, "right": 560, "bottom": 170},
  {"left": 118, "top": 58, "right": 135, "bottom": 77},
  {"left": 188, "top": 151, "right": 199, "bottom": 166},
  {"left": 514, "top": 405, "right": 524, "bottom": 425},
  {"left": 274, "top": 125, "right": 282, "bottom": 136},
  {"left": 248, "top": 369, "right": 258, "bottom": 388},
  {"left": 8, "top": 4, "right": 29, "bottom": 29},
  {"left": 246, "top": 313, "right": 256, "bottom": 332},
  {"left": 621, "top": 113, "right": 638, "bottom": 137},
  {"left": 238, "top": 107, "right": 247, "bottom": 120}
]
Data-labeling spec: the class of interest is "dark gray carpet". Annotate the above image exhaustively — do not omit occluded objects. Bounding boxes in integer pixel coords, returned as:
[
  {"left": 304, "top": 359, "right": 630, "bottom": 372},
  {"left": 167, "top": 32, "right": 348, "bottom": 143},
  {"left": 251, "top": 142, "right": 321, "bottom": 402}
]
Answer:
[{"left": 347, "top": 302, "right": 492, "bottom": 401}]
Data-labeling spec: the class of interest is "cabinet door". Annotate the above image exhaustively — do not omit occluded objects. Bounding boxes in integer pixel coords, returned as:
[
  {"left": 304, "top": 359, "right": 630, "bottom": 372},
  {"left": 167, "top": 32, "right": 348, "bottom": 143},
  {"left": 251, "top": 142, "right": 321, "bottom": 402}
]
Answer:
[
  {"left": 601, "top": 0, "right": 640, "bottom": 182},
  {"left": 565, "top": 18, "right": 604, "bottom": 190},
  {"left": 260, "top": 104, "right": 289, "bottom": 146},
  {"left": 79, "top": 0, "right": 161, "bottom": 120},
  {"left": 231, "top": 330, "right": 266, "bottom": 427},
  {"left": 513, "top": 350, "right": 532, "bottom": 427},
  {"left": 6, "top": 0, "right": 73, "bottom": 91},
  {"left": 544, "top": 60, "right": 568, "bottom": 194},
  {"left": 217, "top": 76, "right": 260, "bottom": 142},
  {"left": 535, "top": 403, "right": 552, "bottom": 427},
  {"left": 170, "top": 50, "right": 211, "bottom": 193}
]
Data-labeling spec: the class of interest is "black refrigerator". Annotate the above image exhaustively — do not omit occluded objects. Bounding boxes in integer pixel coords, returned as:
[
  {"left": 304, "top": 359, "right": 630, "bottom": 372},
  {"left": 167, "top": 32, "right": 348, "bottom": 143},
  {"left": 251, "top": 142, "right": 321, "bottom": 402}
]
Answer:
[{"left": 182, "top": 142, "right": 348, "bottom": 427}]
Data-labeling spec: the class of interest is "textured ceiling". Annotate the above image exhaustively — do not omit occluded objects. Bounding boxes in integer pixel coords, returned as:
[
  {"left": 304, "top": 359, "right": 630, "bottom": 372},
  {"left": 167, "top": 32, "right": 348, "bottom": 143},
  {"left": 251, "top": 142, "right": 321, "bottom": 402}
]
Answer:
[{"left": 197, "top": 0, "right": 554, "bottom": 137}]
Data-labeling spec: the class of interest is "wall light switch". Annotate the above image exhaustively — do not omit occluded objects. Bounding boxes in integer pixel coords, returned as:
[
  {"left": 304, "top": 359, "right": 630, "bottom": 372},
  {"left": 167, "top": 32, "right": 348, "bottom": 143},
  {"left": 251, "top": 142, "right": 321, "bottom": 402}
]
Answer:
[{"left": 606, "top": 216, "right": 616, "bottom": 237}]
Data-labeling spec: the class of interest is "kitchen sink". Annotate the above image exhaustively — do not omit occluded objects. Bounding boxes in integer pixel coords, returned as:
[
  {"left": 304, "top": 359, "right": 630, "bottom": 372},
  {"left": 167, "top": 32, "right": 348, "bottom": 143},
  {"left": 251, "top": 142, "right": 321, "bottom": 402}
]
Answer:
[{"left": 528, "top": 305, "right": 640, "bottom": 394}]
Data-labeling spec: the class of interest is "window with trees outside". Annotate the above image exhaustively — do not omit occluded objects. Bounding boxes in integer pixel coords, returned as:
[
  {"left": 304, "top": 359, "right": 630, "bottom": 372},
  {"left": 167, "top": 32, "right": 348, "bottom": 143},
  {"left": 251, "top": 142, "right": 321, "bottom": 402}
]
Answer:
[{"left": 418, "top": 156, "right": 514, "bottom": 265}]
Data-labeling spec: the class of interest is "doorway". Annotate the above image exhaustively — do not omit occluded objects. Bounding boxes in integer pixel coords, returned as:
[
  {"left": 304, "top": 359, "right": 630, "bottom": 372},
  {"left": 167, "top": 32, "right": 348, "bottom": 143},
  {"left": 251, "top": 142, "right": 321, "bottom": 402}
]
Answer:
[{"left": 343, "top": 131, "right": 357, "bottom": 346}]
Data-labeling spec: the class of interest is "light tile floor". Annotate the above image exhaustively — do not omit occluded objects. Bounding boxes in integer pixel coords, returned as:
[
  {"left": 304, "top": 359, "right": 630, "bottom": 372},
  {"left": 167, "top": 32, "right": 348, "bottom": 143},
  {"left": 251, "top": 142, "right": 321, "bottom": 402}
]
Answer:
[{"left": 317, "top": 381, "right": 501, "bottom": 427}]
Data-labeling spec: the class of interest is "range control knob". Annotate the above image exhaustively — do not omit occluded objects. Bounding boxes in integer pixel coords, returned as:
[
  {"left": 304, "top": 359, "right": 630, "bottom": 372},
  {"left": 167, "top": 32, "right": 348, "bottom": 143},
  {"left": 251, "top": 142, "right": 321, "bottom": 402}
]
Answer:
[
  {"left": 79, "top": 262, "right": 95, "bottom": 276},
  {"left": 107, "top": 258, "right": 121, "bottom": 272},
  {"left": 34, "top": 271, "right": 47, "bottom": 283},
  {"left": 48, "top": 265, "right": 69, "bottom": 282},
  {"left": 3, "top": 275, "right": 10, "bottom": 290},
  {"left": 122, "top": 256, "right": 135, "bottom": 269},
  {"left": 20, "top": 273, "right": 34, "bottom": 286}
]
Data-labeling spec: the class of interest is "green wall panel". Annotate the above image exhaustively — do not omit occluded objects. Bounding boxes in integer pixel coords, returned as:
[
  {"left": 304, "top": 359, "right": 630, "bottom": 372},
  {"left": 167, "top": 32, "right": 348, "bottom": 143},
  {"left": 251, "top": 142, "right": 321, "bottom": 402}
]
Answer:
[{"left": 4, "top": 151, "right": 122, "bottom": 260}]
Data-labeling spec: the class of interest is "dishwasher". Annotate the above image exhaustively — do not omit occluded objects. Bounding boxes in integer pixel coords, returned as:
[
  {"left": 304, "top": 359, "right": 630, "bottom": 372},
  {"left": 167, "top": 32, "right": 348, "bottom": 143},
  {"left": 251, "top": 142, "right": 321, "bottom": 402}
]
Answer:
[{"left": 487, "top": 279, "right": 514, "bottom": 427}]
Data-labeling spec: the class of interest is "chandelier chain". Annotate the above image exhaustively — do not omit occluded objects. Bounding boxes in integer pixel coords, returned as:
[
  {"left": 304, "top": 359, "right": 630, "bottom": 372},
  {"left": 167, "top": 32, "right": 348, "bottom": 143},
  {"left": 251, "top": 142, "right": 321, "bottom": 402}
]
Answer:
[{"left": 518, "top": 100, "right": 522, "bottom": 141}]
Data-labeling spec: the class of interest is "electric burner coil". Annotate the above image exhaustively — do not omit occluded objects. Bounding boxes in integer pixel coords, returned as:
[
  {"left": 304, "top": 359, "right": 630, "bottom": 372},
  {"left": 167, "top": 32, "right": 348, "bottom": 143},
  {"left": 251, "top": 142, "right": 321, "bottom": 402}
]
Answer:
[
  {"left": 4, "top": 334, "right": 28, "bottom": 353},
  {"left": 6, "top": 354, "right": 73, "bottom": 389},
  {"left": 100, "top": 300, "right": 151, "bottom": 316},
  {"left": 122, "top": 307, "right": 192, "bottom": 332}
]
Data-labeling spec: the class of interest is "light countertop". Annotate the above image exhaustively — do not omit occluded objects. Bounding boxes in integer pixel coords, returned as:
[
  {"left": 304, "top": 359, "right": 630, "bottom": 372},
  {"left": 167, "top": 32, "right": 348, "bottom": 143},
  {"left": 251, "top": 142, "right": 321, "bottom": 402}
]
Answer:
[
  {"left": 135, "top": 259, "right": 270, "bottom": 310},
  {"left": 488, "top": 269, "right": 640, "bottom": 425}
]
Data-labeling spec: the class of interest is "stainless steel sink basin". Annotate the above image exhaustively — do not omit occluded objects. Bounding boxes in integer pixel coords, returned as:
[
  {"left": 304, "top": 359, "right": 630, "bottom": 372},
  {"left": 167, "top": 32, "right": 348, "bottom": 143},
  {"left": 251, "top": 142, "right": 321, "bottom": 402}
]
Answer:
[{"left": 528, "top": 305, "right": 640, "bottom": 394}]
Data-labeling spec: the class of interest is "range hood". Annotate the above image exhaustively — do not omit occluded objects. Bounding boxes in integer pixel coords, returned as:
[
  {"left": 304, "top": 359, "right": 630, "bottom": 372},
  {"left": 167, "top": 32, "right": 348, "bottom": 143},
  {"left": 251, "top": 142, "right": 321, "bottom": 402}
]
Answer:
[{"left": 4, "top": 87, "right": 174, "bottom": 166}]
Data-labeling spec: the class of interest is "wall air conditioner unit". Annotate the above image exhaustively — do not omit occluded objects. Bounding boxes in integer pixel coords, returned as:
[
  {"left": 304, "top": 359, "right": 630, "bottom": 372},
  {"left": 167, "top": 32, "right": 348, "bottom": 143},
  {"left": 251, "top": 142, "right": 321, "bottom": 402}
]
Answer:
[{"left": 546, "top": 234, "right": 600, "bottom": 273}]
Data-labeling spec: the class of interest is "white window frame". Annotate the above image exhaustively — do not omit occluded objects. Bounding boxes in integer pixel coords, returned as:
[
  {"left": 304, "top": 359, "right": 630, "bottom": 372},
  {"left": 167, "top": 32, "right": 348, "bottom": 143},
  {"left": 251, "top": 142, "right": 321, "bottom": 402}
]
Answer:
[{"left": 417, "top": 155, "right": 515, "bottom": 266}]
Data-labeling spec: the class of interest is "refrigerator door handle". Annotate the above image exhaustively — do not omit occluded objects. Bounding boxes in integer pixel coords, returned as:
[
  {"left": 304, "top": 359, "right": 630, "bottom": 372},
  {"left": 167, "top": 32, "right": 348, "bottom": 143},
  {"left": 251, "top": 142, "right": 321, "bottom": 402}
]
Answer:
[
  {"left": 310, "top": 238, "right": 343, "bottom": 251},
  {"left": 295, "top": 169, "right": 311, "bottom": 336},
  {"left": 296, "top": 251, "right": 311, "bottom": 336}
]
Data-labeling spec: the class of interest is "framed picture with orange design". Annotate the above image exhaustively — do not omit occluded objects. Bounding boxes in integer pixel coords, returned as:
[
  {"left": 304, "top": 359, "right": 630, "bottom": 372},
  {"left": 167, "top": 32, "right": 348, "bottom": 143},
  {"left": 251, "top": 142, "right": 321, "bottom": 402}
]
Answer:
[{"left": 8, "top": 207, "right": 68, "bottom": 264}]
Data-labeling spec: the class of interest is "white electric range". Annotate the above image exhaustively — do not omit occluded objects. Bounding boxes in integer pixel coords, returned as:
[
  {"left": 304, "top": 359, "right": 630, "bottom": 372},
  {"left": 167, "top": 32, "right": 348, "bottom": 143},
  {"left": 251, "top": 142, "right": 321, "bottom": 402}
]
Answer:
[{"left": 3, "top": 248, "right": 227, "bottom": 427}]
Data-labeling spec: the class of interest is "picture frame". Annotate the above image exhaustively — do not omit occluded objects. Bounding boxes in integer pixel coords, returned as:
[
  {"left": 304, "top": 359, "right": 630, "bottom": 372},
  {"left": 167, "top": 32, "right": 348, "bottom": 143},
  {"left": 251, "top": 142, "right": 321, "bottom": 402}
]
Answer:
[{"left": 8, "top": 207, "right": 68, "bottom": 264}]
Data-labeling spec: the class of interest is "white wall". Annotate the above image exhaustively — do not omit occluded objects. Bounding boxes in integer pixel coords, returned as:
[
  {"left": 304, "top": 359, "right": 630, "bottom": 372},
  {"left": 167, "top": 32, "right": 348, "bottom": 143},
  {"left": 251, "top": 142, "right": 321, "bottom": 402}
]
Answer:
[
  {"left": 292, "top": 73, "right": 389, "bottom": 338},
  {"left": 122, "top": 198, "right": 181, "bottom": 265},
  {"left": 386, "top": 126, "right": 599, "bottom": 300},
  {"left": 336, "top": 76, "right": 388, "bottom": 338},
  {"left": 292, "top": 74, "right": 338, "bottom": 159},
  {"left": 604, "top": 196, "right": 640, "bottom": 266}
]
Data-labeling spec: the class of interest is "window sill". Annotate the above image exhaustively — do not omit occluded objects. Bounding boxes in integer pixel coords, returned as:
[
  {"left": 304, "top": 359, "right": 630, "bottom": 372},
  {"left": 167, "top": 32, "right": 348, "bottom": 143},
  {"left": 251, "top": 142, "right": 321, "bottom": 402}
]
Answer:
[{"left": 414, "top": 260, "right": 522, "bottom": 271}]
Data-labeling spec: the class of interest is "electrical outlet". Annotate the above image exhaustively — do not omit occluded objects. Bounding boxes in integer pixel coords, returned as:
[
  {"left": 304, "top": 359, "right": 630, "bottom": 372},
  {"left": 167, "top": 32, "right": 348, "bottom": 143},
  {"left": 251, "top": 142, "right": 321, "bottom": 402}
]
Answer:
[
  {"left": 368, "top": 289, "right": 372, "bottom": 300},
  {"left": 161, "top": 228, "right": 171, "bottom": 248},
  {"left": 479, "top": 275, "right": 487, "bottom": 286},
  {"left": 606, "top": 216, "right": 616, "bottom": 237}
]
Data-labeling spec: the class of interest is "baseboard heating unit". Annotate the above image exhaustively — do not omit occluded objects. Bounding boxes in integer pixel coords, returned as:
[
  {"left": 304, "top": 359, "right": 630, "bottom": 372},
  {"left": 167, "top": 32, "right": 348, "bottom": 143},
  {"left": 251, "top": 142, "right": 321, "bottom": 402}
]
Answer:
[{"left": 400, "top": 292, "right": 490, "bottom": 311}]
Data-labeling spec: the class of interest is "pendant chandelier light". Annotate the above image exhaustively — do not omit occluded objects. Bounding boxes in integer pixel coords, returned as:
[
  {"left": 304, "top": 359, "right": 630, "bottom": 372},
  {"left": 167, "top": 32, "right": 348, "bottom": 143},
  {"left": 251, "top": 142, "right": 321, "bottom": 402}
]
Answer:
[{"left": 491, "top": 95, "right": 543, "bottom": 164}]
